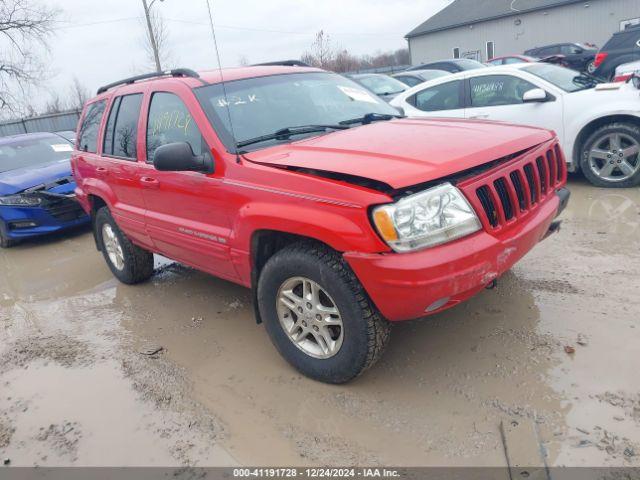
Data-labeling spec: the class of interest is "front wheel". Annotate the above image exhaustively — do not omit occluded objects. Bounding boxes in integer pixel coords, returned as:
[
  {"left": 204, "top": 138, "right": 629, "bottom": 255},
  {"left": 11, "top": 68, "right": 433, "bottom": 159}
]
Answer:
[
  {"left": 585, "top": 60, "right": 596, "bottom": 74},
  {"left": 580, "top": 122, "right": 640, "bottom": 188},
  {"left": 257, "top": 242, "right": 390, "bottom": 384},
  {"left": 94, "top": 207, "right": 154, "bottom": 284}
]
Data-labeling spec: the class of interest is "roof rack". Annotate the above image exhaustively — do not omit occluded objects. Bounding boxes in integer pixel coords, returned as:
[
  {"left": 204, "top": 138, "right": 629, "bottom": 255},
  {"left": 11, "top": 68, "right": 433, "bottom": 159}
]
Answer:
[
  {"left": 251, "top": 60, "right": 311, "bottom": 67},
  {"left": 96, "top": 68, "right": 201, "bottom": 95}
]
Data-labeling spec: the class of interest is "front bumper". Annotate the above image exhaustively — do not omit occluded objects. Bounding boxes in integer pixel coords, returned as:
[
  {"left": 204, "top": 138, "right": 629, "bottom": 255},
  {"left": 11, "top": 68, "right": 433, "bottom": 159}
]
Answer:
[
  {"left": 0, "top": 200, "right": 90, "bottom": 240},
  {"left": 345, "top": 188, "right": 569, "bottom": 322}
]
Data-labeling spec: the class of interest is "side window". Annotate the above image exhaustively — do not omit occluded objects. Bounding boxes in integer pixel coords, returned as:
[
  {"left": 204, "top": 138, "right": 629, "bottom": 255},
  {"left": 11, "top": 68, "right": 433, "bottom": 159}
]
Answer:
[
  {"left": 396, "top": 76, "right": 422, "bottom": 87},
  {"left": 538, "top": 46, "right": 559, "bottom": 56},
  {"left": 77, "top": 100, "right": 106, "bottom": 153},
  {"left": 410, "top": 80, "right": 462, "bottom": 112},
  {"left": 428, "top": 62, "right": 450, "bottom": 72},
  {"left": 146, "top": 92, "right": 205, "bottom": 163},
  {"left": 488, "top": 59, "right": 503, "bottom": 66},
  {"left": 560, "top": 44, "right": 581, "bottom": 55},
  {"left": 504, "top": 57, "right": 523, "bottom": 64},
  {"left": 470, "top": 75, "right": 538, "bottom": 108},
  {"left": 103, "top": 94, "right": 143, "bottom": 159}
]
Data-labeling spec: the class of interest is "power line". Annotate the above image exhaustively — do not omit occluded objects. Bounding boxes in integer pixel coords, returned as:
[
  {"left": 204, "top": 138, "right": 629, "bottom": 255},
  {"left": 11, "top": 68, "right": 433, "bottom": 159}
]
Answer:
[
  {"left": 53, "top": 16, "right": 403, "bottom": 37},
  {"left": 53, "top": 17, "right": 140, "bottom": 30}
]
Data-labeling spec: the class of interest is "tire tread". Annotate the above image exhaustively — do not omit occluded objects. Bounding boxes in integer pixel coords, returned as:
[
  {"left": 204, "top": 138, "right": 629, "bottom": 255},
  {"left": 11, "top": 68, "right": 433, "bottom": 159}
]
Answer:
[{"left": 95, "top": 207, "right": 154, "bottom": 284}]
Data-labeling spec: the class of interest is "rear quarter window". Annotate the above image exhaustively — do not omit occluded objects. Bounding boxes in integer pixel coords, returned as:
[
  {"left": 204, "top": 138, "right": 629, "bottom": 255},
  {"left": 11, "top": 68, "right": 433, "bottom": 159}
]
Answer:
[
  {"left": 77, "top": 100, "right": 106, "bottom": 153},
  {"left": 603, "top": 31, "right": 639, "bottom": 50},
  {"left": 410, "top": 80, "right": 462, "bottom": 112}
]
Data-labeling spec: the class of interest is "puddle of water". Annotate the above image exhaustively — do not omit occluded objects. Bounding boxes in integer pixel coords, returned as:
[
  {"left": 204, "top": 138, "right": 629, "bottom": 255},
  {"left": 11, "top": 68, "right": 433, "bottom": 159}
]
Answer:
[{"left": 0, "top": 178, "right": 638, "bottom": 467}]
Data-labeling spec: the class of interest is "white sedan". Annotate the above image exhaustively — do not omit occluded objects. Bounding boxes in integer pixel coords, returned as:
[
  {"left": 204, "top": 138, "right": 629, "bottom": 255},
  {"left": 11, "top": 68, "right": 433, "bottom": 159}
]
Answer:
[{"left": 390, "top": 63, "right": 640, "bottom": 188}]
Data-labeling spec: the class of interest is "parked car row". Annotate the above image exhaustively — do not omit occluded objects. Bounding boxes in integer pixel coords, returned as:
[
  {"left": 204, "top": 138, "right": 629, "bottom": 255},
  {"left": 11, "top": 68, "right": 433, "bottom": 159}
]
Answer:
[{"left": 390, "top": 62, "right": 640, "bottom": 188}]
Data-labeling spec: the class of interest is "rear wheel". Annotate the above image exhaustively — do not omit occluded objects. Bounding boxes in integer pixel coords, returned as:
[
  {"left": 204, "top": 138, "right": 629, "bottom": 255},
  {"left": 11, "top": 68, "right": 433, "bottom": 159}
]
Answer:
[
  {"left": 580, "top": 122, "right": 640, "bottom": 188},
  {"left": 585, "top": 60, "right": 596, "bottom": 74},
  {"left": 257, "top": 241, "right": 390, "bottom": 384},
  {"left": 94, "top": 207, "right": 154, "bottom": 284}
]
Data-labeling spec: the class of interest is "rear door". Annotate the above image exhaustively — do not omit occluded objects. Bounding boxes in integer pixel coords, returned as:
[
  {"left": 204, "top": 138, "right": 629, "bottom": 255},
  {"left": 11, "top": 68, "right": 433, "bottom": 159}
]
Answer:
[
  {"left": 137, "top": 89, "right": 238, "bottom": 281},
  {"left": 99, "top": 92, "right": 149, "bottom": 244},
  {"left": 464, "top": 73, "right": 564, "bottom": 139}
]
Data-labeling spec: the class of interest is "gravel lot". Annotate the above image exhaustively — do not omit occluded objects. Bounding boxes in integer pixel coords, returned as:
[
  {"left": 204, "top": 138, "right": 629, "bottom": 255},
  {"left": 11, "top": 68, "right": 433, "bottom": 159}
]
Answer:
[{"left": 0, "top": 177, "right": 639, "bottom": 467}]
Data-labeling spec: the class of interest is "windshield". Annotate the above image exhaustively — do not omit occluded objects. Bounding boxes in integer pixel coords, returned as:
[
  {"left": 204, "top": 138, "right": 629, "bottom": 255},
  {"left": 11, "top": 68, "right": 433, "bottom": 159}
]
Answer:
[
  {"left": 0, "top": 135, "right": 73, "bottom": 173},
  {"left": 195, "top": 72, "right": 399, "bottom": 151},
  {"left": 522, "top": 63, "right": 602, "bottom": 92},
  {"left": 354, "top": 75, "right": 406, "bottom": 95}
]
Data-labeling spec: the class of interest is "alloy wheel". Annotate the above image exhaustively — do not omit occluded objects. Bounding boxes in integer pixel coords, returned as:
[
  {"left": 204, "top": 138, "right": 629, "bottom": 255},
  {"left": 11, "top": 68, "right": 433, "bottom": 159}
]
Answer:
[
  {"left": 276, "top": 276, "right": 344, "bottom": 359},
  {"left": 102, "top": 223, "right": 125, "bottom": 271},
  {"left": 588, "top": 133, "right": 640, "bottom": 183}
]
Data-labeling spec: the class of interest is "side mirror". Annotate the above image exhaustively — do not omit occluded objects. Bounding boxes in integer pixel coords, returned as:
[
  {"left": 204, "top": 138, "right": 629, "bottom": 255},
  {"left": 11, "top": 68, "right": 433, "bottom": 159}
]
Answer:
[
  {"left": 153, "top": 142, "right": 214, "bottom": 173},
  {"left": 522, "top": 88, "right": 549, "bottom": 103},
  {"left": 394, "top": 106, "right": 405, "bottom": 116}
]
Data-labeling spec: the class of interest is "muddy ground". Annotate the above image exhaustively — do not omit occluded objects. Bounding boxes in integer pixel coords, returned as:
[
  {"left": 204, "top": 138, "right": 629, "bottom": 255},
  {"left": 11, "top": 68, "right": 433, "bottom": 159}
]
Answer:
[{"left": 0, "top": 178, "right": 639, "bottom": 468}]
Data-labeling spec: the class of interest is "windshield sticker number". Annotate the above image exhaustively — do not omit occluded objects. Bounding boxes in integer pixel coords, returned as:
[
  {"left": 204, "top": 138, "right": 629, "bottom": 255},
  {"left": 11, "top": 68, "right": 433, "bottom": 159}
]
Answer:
[
  {"left": 472, "top": 81, "right": 505, "bottom": 95},
  {"left": 337, "top": 86, "right": 378, "bottom": 104},
  {"left": 51, "top": 143, "right": 73, "bottom": 152},
  {"left": 217, "top": 94, "right": 259, "bottom": 108}
]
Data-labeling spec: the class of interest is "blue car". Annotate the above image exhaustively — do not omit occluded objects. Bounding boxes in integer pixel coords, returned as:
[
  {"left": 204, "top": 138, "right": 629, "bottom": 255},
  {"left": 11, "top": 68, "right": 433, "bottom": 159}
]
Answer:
[{"left": 0, "top": 132, "right": 90, "bottom": 248}]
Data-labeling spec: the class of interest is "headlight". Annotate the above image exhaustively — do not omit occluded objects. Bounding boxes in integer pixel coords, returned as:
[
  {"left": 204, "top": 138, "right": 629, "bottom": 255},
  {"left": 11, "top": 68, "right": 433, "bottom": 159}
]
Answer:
[
  {"left": 0, "top": 194, "right": 42, "bottom": 206},
  {"left": 372, "top": 182, "right": 481, "bottom": 252}
]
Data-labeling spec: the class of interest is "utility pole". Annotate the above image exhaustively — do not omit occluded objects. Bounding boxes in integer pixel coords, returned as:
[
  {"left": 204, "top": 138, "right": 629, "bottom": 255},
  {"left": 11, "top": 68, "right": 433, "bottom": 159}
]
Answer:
[{"left": 141, "top": 0, "right": 163, "bottom": 72}]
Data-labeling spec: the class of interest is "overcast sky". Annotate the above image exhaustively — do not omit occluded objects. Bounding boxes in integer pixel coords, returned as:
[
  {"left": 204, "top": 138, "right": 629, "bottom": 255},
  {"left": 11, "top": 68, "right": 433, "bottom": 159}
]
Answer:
[{"left": 41, "top": 0, "right": 451, "bottom": 107}]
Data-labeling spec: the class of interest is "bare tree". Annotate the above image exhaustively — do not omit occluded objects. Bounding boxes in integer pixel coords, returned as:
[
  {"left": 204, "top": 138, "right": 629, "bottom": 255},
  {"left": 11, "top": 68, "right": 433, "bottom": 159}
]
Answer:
[
  {"left": 301, "top": 30, "right": 335, "bottom": 69},
  {"left": 44, "top": 92, "right": 64, "bottom": 114},
  {"left": 0, "top": 0, "right": 58, "bottom": 117},
  {"left": 67, "top": 76, "right": 89, "bottom": 111},
  {"left": 299, "top": 31, "right": 410, "bottom": 73},
  {"left": 332, "top": 49, "right": 359, "bottom": 73},
  {"left": 140, "top": 8, "right": 173, "bottom": 72}
]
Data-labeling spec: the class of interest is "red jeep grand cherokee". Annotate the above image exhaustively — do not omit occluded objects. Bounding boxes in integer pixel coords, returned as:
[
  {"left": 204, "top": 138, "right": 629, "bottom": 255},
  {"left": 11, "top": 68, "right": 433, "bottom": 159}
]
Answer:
[{"left": 72, "top": 66, "right": 569, "bottom": 383}]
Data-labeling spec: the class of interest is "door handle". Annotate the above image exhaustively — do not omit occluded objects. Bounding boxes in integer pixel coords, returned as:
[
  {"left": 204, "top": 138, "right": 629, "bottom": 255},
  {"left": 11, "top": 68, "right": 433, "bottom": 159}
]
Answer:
[
  {"left": 469, "top": 113, "right": 489, "bottom": 119},
  {"left": 96, "top": 166, "right": 109, "bottom": 176},
  {"left": 140, "top": 176, "right": 160, "bottom": 189}
]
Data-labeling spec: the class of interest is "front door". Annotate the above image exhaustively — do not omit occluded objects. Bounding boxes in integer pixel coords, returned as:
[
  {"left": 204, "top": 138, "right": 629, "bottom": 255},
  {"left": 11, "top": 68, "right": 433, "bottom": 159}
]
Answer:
[
  {"left": 138, "top": 90, "right": 238, "bottom": 281},
  {"left": 464, "top": 74, "right": 564, "bottom": 140}
]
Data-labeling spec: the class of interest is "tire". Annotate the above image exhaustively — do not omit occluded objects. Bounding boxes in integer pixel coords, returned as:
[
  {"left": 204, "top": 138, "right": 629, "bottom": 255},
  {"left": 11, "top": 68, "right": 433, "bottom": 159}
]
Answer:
[
  {"left": 585, "top": 60, "right": 596, "bottom": 74},
  {"left": 0, "top": 224, "right": 17, "bottom": 248},
  {"left": 257, "top": 241, "right": 390, "bottom": 384},
  {"left": 580, "top": 122, "right": 640, "bottom": 188},
  {"left": 94, "top": 207, "right": 154, "bottom": 284}
]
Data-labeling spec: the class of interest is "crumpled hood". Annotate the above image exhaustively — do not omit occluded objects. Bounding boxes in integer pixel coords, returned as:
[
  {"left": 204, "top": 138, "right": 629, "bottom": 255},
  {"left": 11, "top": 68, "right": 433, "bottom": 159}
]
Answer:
[
  {"left": 243, "top": 118, "right": 553, "bottom": 189},
  {"left": 0, "top": 159, "right": 72, "bottom": 195}
]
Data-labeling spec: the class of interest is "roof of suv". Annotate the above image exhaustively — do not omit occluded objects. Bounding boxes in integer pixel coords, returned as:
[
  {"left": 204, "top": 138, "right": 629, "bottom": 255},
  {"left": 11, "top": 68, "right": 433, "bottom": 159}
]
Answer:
[{"left": 94, "top": 66, "right": 324, "bottom": 99}]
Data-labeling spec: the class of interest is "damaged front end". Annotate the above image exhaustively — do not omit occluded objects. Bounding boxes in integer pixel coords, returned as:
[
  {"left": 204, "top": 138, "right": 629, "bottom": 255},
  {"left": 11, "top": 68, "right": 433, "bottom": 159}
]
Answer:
[{"left": 0, "top": 177, "right": 89, "bottom": 240}]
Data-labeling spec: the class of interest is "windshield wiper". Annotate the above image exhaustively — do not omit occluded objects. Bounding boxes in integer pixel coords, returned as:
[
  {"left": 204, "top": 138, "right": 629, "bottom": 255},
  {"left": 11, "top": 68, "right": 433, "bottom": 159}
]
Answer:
[
  {"left": 236, "top": 124, "right": 349, "bottom": 148},
  {"left": 572, "top": 72, "right": 602, "bottom": 90},
  {"left": 339, "top": 112, "right": 402, "bottom": 126}
]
